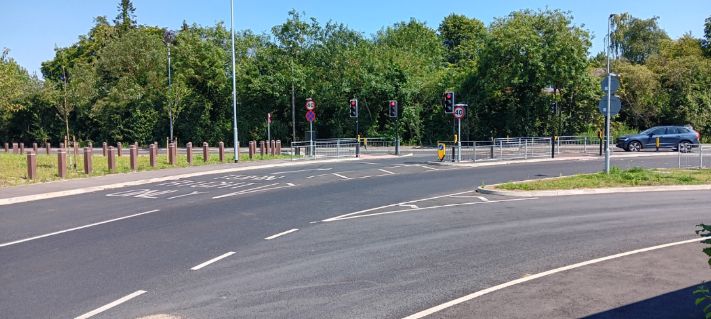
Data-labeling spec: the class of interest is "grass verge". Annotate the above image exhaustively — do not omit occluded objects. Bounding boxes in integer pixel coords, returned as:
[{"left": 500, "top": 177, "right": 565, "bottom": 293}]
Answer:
[
  {"left": 0, "top": 152, "right": 293, "bottom": 188},
  {"left": 497, "top": 167, "right": 711, "bottom": 191}
]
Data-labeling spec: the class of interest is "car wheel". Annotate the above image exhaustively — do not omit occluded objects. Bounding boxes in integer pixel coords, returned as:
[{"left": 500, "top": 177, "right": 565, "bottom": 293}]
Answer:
[
  {"left": 678, "top": 141, "right": 691, "bottom": 153},
  {"left": 627, "top": 141, "right": 642, "bottom": 152}
]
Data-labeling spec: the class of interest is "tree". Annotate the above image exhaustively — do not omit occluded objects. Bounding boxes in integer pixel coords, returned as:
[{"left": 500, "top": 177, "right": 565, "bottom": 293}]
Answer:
[
  {"left": 703, "top": 16, "right": 711, "bottom": 56},
  {"left": 438, "top": 14, "right": 487, "bottom": 65},
  {"left": 114, "top": 0, "right": 137, "bottom": 33},
  {"left": 615, "top": 61, "right": 661, "bottom": 128},
  {"left": 610, "top": 13, "right": 669, "bottom": 64}
]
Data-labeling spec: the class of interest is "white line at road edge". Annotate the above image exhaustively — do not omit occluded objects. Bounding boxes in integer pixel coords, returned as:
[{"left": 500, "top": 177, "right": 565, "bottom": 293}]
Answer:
[
  {"left": 264, "top": 228, "right": 299, "bottom": 240},
  {"left": 190, "top": 252, "right": 236, "bottom": 271},
  {"left": 74, "top": 290, "right": 146, "bottom": 319},
  {"left": 0, "top": 210, "right": 160, "bottom": 248},
  {"left": 402, "top": 237, "right": 707, "bottom": 319}
]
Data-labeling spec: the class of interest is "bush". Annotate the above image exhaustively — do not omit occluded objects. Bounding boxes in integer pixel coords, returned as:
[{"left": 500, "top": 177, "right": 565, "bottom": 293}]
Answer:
[{"left": 694, "top": 224, "right": 711, "bottom": 316}]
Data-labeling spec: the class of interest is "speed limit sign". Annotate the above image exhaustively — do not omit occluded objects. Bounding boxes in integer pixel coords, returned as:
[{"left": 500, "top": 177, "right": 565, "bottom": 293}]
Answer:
[
  {"left": 305, "top": 98, "right": 316, "bottom": 111},
  {"left": 453, "top": 104, "right": 466, "bottom": 119}
]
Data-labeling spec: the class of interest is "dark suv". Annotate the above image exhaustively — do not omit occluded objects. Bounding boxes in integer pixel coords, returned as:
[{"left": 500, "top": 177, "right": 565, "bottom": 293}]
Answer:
[{"left": 616, "top": 125, "right": 700, "bottom": 152}]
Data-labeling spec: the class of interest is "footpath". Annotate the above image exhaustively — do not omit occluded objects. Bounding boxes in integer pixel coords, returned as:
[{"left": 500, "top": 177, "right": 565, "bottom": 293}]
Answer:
[{"left": 430, "top": 241, "right": 710, "bottom": 318}]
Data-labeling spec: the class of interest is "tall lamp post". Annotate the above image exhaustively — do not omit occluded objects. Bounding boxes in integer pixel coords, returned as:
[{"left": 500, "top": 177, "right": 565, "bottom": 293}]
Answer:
[
  {"left": 230, "top": 0, "right": 239, "bottom": 163},
  {"left": 163, "top": 30, "right": 176, "bottom": 142},
  {"left": 605, "top": 14, "right": 615, "bottom": 174}
]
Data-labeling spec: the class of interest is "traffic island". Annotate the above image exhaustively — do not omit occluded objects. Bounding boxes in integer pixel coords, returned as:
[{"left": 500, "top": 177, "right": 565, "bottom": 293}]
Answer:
[{"left": 478, "top": 167, "right": 711, "bottom": 197}]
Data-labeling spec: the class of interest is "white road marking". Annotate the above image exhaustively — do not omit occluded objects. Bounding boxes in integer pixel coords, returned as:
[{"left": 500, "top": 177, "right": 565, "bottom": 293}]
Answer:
[
  {"left": 212, "top": 183, "right": 295, "bottom": 199},
  {"left": 378, "top": 169, "right": 396, "bottom": 175},
  {"left": 332, "top": 173, "right": 351, "bottom": 180},
  {"left": 190, "top": 252, "right": 236, "bottom": 271},
  {"left": 402, "top": 237, "right": 707, "bottom": 319},
  {"left": 0, "top": 210, "right": 160, "bottom": 248},
  {"left": 361, "top": 162, "right": 379, "bottom": 165},
  {"left": 476, "top": 196, "right": 490, "bottom": 202},
  {"left": 398, "top": 204, "right": 420, "bottom": 209},
  {"left": 309, "top": 221, "right": 320, "bottom": 224},
  {"left": 264, "top": 228, "right": 299, "bottom": 240},
  {"left": 322, "top": 190, "right": 483, "bottom": 222},
  {"left": 325, "top": 198, "right": 534, "bottom": 222},
  {"left": 417, "top": 165, "right": 438, "bottom": 171},
  {"left": 74, "top": 290, "right": 146, "bottom": 319},
  {"left": 167, "top": 191, "right": 207, "bottom": 200},
  {"left": 271, "top": 168, "right": 332, "bottom": 174}
]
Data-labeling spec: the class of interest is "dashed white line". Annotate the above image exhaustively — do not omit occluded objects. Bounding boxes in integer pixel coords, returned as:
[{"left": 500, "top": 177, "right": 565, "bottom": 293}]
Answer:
[
  {"left": 167, "top": 191, "right": 207, "bottom": 200},
  {"left": 417, "top": 165, "right": 438, "bottom": 171},
  {"left": 190, "top": 252, "right": 236, "bottom": 271},
  {"left": 271, "top": 168, "right": 332, "bottom": 174},
  {"left": 402, "top": 237, "right": 707, "bottom": 319},
  {"left": 0, "top": 210, "right": 161, "bottom": 248},
  {"left": 378, "top": 169, "right": 396, "bottom": 175},
  {"left": 212, "top": 183, "right": 295, "bottom": 199},
  {"left": 74, "top": 290, "right": 146, "bottom": 319},
  {"left": 332, "top": 173, "right": 351, "bottom": 180},
  {"left": 476, "top": 196, "right": 491, "bottom": 202},
  {"left": 264, "top": 228, "right": 299, "bottom": 240}
]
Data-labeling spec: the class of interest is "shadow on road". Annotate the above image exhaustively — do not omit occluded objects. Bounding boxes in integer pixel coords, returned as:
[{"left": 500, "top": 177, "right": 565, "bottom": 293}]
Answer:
[{"left": 583, "top": 284, "right": 706, "bottom": 319}]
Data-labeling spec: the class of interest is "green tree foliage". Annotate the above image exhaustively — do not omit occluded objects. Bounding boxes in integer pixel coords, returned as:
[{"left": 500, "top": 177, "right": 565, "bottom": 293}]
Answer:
[
  {"left": 610, "top": 13, "right": 669, "bottom": 64},
  {"left": 4, "top": 1, "right": 711, "bottom": 146}
]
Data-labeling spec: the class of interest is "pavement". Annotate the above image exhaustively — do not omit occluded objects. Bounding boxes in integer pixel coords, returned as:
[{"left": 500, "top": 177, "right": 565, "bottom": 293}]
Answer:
[{"left": 0, "top": 151, "right": 709, "bottom": 318}]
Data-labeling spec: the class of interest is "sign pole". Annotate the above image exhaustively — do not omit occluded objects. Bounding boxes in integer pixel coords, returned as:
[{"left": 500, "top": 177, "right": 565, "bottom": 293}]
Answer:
[
  {"left": 310, "top": 120, "right": 314, "bottom": 158},
  {"left": 267, "top": 113, "right": 271, "bottom": 143},
  {"left": 457, "top": 117, "right": 462, "bottom": 162},
  {"left": 605, "top": 15, "right": 612, "bottom": 174}
]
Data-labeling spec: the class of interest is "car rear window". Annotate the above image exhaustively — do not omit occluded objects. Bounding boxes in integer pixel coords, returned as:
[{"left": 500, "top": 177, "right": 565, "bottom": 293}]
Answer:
[
  {"left": 677, "top": 127, "right": 690, "bottom": 133},
  {"left": 667, "top": 127, "right": 679, "bottom": 134}
]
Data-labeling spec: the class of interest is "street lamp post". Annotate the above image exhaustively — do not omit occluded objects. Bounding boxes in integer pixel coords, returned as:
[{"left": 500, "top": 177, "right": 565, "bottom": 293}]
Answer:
[
  {"left": 230, "top": 0, "right": 239, "bottom": 163},
  {"left": 605, "top": 14, "right": 614, "bottom": 174},
  {"left": 163, "top": 30, "right": 176, "bottom": 142}
]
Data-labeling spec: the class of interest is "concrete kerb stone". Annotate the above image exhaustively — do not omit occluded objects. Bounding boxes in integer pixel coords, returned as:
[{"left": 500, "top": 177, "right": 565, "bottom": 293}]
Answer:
[
  {"left": 0, "top": 156, "right": 365, "bottom": 206},
  {"left": 477, "top": 179, "right": 711, "bottom": 198}
]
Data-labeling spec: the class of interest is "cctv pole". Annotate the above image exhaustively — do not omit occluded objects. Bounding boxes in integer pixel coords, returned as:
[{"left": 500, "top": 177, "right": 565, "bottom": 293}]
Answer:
[
  {"left": 605, "top": 14, "right": 613, "bottom": 174},
  {"left": 230, "top": 0, "right": 239, "bottom": 163}
]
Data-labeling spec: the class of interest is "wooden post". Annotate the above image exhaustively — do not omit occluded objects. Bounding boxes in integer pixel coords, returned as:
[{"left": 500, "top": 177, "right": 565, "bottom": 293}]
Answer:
[
  {"left": 33, "top": 142, "right": 38, "bottom": 154},
  {"left": 19, "top": 143, "right": 24, "bottom": 155},
  {"left": 248, "top": 141, "right": 255, "bottom": 160},
  {"left": 186, "top": 142, "right": 193, "bottom": 165},
  {"left": 46, "top": 142, "right": 51, "bottom": 155},
  {"left": 117, "top": 142, "right": 122, "bottom": 157},
  {"left": 203, "top": 142, "right": 209, "bottom": 162},
  {"left": 3, "top": 142, "right": 7, "bottom": 153},
  {"left": 107, "top": 146, "right": 116, "bottom": 173},
  {"left": 83, "top": 147, "right": 92, "bottom": 174},
  {"left": 270, "top": 140, "right": 276, "bottom": 156},
  {"left": 149, "top": 144, "right": 156, "bottom": 167},
  {"left": 57, "top": 150, "right": 67, "bottom": 178},
  {"left": 12, "top": 143, "right": 18, "bottom": 154},
  {"left": 27, "top": 151, "right": 37, "bottom": 180},
  {"left": 129, "top": 145, "right": 138, "bottom": 171},
  {"left": 276, "top": 140, "right": 281, "bottom": 155},
  {"left": 168, "top": 143, "right": 175, "bottom": 165},
  {"left": 218, "top": 142, "right": 225, "bottom": 162},
  {"left": 102, "top": 142, "right": 108, "bottom": 157},
  {"left": 259, "top": 141, "right": 265, "bottom": 157}
]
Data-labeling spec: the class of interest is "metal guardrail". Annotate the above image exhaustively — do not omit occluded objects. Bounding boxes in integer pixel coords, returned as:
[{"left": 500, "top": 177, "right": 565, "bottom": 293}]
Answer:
[{"left": 438, "top": 136, "right": 608, "bottom": 163}]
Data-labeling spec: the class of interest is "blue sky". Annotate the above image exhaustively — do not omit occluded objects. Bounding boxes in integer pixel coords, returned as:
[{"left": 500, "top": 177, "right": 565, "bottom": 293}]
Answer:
[{"left": 2, "top": 0, "right": 709, "bottom": 77}]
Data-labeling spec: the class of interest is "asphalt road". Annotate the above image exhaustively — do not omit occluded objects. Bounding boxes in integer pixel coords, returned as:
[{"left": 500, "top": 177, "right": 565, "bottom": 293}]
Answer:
[{"left": 0, "top": 153, "right": 708, "bottom": 318}]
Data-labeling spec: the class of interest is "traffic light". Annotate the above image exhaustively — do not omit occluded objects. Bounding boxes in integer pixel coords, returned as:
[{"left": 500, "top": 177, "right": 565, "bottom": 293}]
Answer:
[
  {"left": 349, "top": 99, "right": 358, "bottom": 118},
  {"left": 388, "top": 100, "right": 398, "bottom": 118},
  {"left": 443, "top": 92, "right": 455, "bottom": 113},
  {"left": 550, "top": 102, "right": 558, "bottom": 114}
]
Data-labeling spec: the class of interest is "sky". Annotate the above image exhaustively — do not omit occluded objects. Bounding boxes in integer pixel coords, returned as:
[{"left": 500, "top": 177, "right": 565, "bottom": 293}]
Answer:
[{"left": 2, "top": 0, "right": 709, "bottom": 77}]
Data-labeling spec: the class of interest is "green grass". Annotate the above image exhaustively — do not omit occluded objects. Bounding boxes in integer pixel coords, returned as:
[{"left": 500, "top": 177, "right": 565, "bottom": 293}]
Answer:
[
  {"left": 497, "top": 167, "right": 711, "bottom": 191},
  {"left": 0, "top": 151, "right": 293, "bottom": 188}
]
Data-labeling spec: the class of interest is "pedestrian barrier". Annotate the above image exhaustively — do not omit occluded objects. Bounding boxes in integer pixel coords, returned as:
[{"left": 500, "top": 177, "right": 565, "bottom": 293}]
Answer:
[
  {"left": 678, "top": 144, "right": 711, "bottom": 169},
  {"left": 289, "top": 137, "right": 396, "bottom": 160}
]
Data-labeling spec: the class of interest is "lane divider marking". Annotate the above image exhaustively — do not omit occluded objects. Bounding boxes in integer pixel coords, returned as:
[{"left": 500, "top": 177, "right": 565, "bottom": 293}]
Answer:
[
  {"left": 265, "top": 228, "right": 299, "bottom": 240},
  {"left": 378, "top": 169, "right": 396, "bottom": 175},
  {"left": 332, "top": 173, "right": 351, "bottom": 180},
  {"left": 0, "top": 210, "right": 161, "bottom": 248},
  {"left": 190, "top": 252, "right": 236, "bottom": 271},
  {"left": 74, "top": 290, "right": 146, "bottom": 319},
  {"left": 402, "top": 237, "right": 707, "bottom": 319}
]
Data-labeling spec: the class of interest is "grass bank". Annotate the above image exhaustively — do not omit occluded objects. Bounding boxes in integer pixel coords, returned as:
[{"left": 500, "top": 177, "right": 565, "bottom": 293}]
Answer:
[
  {"left": 0, "top": 152, "right": 292, "bottom": 188},
  {"left": 497, "top": 167, "right": 711, "bottom": 191}
]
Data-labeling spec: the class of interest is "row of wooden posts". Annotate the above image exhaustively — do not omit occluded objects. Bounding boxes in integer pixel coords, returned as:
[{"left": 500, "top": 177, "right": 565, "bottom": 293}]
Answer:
[{"left": 5, "top": 140, "right": 282, "bottom": 180}]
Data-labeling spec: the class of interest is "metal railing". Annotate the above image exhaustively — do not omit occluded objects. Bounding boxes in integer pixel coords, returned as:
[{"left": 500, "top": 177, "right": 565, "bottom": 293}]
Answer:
[
  {"left": 556, "top": 136, "right": 603, "bottom": 155},
  {"left": 677, "top": 144, "right": 711, "bottom": 169},
  {"left": 289, "top": 137, "right": 395, "bottom": 160}
]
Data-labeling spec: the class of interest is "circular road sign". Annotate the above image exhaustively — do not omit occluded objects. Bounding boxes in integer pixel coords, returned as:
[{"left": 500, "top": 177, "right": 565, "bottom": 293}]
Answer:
[
  {"left": 598, "top": 95, "right": 622, "bottom": 116},
  {"left": 305, "top": 98, "right": 316, "bottom": 111},
  {"left": 305, "top": 110, "right": 316, "bottom": 122},
  {"left": 453, "top": 105, "right": 466, "bottom": 119},
  {"left": 601, "top": 75, "right": 620, "bottom": 94}
]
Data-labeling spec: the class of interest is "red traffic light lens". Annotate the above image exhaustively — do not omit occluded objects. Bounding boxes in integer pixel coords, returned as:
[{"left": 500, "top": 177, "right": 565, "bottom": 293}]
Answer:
[
  {"left": 390, "top": 101, "right": 395, "bottom": 106},
  {"left": 351, "top": 101, "right": 356, "bottom": 106},
  {"left": 447, "top": 93, "right": 452, "bottom": 99}
]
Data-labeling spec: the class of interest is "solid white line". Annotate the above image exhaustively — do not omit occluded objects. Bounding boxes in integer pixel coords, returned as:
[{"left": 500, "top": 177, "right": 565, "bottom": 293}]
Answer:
[
  {"left": 332, "top": 173, "right": 351, "bottom": 180},
  {"left": 326, "top": 198, "right": 534, "bottom": 222},
  {"left": 0, "top": 210, "right": 160, "bottom": 248},
  {"left": 402, "top": 237, "right": 707, "bottom": 319},
  {"left": 271, "top": 168, "right": 332, "bottom": 174},
  {"left": 476, "top": 196, "right": 491, "bottom": 202},
  {"left": 322, "top": 190, "right": 481, "bottom": 222},
  {"left": 74, "top": 290, "right": 146, "bottom": 319},
  {"left": 378, "top": 169, "right": 396, "bottom": 175},
  {"left": 190, "top": 252, "right": 236, "bottom": 271},
  {"left": 264, "top": 228, "right": 299, "bottom": 240},
  {"left": 212, "top": 183, "right": 279, "bottom": 199},
  {"left": 167, "top": 191, "right": 206, "bottom": 200}
]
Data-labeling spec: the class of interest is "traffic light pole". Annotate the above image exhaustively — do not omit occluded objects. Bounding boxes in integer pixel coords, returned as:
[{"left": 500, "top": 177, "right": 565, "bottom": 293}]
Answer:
[
  {"left": 395, "top": 117, "right": 400, "bottom": 155},
  {"left": 355, "top": 117, "right": 360, "bottom": 158}
]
